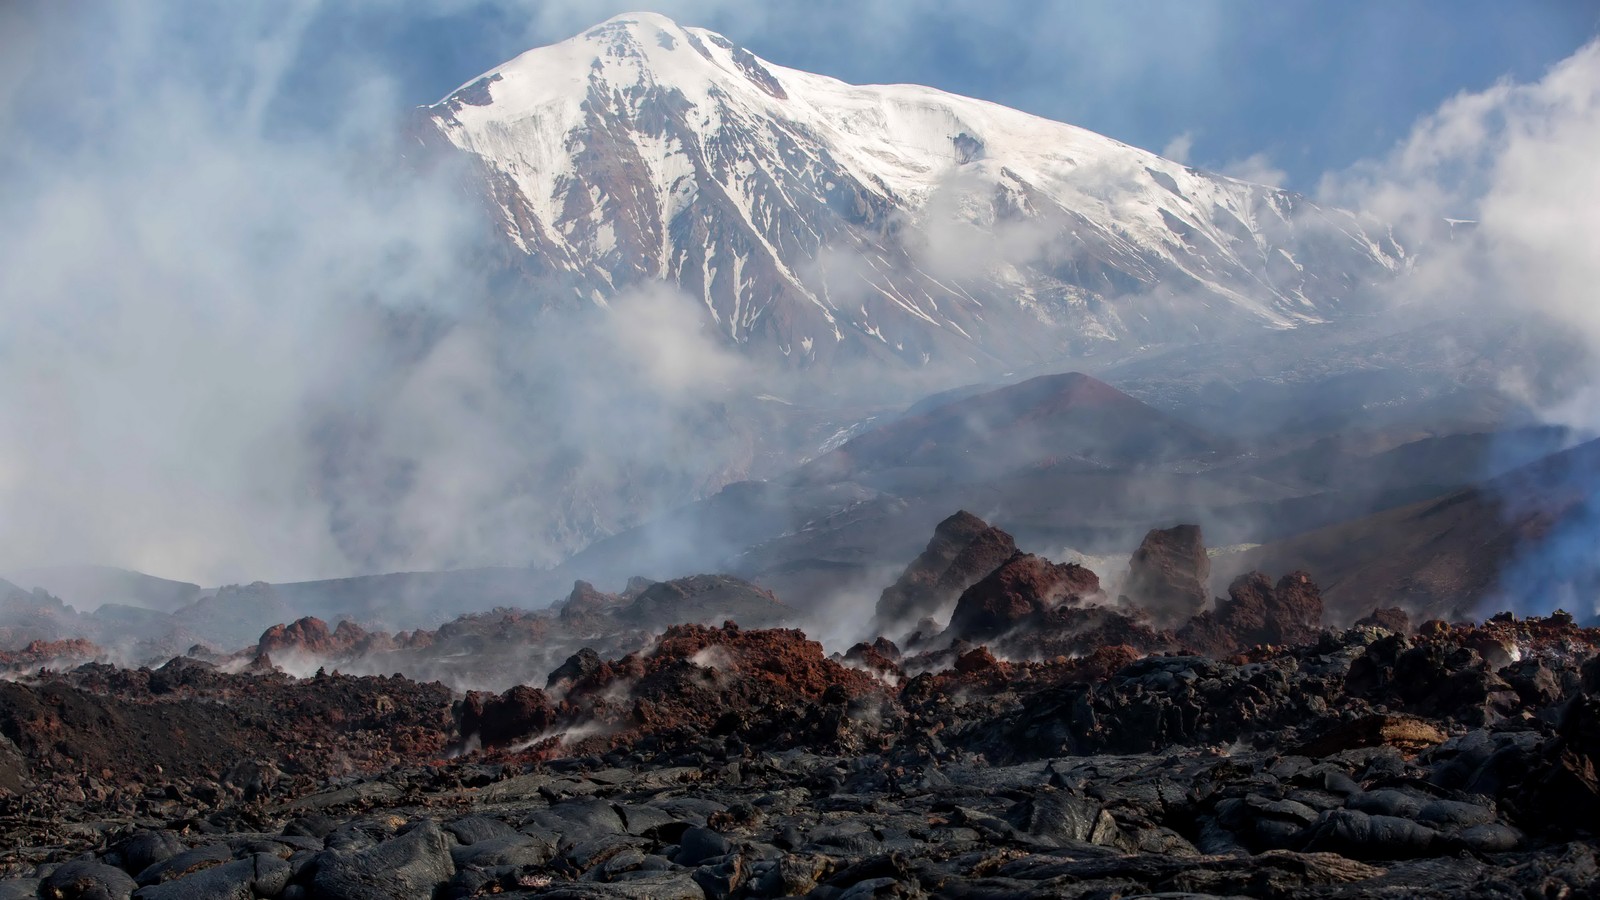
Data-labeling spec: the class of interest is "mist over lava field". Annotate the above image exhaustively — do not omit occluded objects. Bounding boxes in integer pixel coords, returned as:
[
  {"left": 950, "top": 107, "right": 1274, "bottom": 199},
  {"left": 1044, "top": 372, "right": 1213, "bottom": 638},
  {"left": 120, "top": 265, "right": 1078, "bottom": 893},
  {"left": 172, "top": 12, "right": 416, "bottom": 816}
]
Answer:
[{"left": 3, "top": 4, "right": 1600, "bottom": 899}]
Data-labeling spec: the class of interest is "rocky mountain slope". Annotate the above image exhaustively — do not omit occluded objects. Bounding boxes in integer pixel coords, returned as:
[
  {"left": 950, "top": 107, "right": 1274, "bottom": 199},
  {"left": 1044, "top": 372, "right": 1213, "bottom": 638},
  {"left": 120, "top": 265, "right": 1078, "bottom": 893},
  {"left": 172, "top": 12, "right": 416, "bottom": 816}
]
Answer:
[
  {"left": 1235, "top": 435, "right": 1600, "bottom": 622},
  {"left": 423, "top": 12, "right": 1403, "bottom": 368}
]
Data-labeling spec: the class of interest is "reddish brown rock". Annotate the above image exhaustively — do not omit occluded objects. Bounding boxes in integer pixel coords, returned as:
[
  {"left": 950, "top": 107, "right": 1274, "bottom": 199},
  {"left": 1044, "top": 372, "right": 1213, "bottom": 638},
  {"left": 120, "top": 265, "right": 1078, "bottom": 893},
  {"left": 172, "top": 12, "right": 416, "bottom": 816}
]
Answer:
[
  {"left": 643, "top": 622, "right": 879, "bottom": 702},
  {"left": 842, "top": 637, "right": 902, "bottom": 676},
  {"left": 256, "top": 617, "right": 375, "bottom": 659},
  {"left": 462, "top": 622, "right": 891, "bottom": 757},
  {"left": 1123, "top": 524, "right": 1210, "bottom": 623},
  {"left": 458, "top": 685, "right": 557, "bottom": 749},
  {"left": 257, "top": 617, "right": 334, "bottom": 656},
  {"left": 874, "top": 511, "right": 1017, "bottom": 634},
  {"left": 0, "top": 638, "right": 101, "bottom": 672},
  {"left": 953, "top": 646, "right": 1004, "bottom": 675},
  {"left": 1178, "top": 571, "right": 1325, "bottom": 655},
  {"left": 1270, "top": 572, "right": 1325, "bottom": 644},
  {"left": 557, "top": 580, "right": 620, "bottom": 627},
  {"left": 1355, "top": 607, "right": 1412, "bottom": 634},
  {"left": 947, "top": 551, "right": 1101, "bottom": 642}
]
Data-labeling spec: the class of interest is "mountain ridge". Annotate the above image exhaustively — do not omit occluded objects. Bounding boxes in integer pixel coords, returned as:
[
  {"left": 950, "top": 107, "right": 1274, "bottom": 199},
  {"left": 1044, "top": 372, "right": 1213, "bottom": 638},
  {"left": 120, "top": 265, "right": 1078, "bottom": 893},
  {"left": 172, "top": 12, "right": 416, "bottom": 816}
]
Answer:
[{"left": 424, "top": 11, "right": 1405, "bottom": 369}]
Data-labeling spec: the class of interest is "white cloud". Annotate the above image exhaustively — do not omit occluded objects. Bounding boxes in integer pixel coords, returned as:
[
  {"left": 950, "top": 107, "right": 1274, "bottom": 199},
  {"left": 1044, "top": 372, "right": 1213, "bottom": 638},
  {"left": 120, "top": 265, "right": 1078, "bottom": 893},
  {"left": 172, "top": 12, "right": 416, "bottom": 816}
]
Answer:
[
  {"left": 1220, "top": 152, "right": 1287, "bottom": 188},
  {"left": 0, "top": 2, "right": 757, "bottom": 585},
  {"left": 1318, "top": 39, "right": 1600, "bottom": 380},
  {"left": 1161, "top": 131, "right": 1196, "bottom": 164}
]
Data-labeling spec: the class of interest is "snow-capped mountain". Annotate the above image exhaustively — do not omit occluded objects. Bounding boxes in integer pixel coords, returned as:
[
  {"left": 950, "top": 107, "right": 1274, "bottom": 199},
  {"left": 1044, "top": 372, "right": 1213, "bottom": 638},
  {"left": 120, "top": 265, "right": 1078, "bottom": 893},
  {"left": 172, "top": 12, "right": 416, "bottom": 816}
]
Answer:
[{"left": 425, "top": 12, "right": 1405, "bottom": 368}]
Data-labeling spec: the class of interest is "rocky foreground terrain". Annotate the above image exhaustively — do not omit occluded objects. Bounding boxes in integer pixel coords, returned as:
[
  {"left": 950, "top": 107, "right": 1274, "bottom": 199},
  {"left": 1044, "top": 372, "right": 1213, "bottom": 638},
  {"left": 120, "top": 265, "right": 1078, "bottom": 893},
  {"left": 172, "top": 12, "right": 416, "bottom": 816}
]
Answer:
[{"left": 2, "top": 515, "right": 1599, "bottom": 898}]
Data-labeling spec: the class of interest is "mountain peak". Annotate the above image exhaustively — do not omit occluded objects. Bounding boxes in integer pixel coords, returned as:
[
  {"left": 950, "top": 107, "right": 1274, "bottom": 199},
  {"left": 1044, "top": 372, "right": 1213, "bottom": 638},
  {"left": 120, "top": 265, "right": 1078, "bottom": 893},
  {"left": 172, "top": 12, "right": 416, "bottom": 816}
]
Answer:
[
  {"left": 578, "top": 10, "right": 710, "bottom": 56},
  {"left": 592, "top": 10, "right": 685, "bottom": 29},
  {"left": 426, "top": 16, "right": 1403, "bottom": 370},
  {"left": 437, "top": 11, "right": 772, "bottom": 110}
]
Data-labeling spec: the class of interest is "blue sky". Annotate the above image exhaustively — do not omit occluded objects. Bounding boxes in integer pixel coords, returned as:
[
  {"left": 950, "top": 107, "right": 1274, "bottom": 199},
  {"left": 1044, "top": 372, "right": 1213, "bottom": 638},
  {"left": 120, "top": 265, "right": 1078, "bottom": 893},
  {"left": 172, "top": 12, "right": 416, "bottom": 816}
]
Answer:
[{"left": 280, "top": 0, "right": 1600, "bottom": 191}]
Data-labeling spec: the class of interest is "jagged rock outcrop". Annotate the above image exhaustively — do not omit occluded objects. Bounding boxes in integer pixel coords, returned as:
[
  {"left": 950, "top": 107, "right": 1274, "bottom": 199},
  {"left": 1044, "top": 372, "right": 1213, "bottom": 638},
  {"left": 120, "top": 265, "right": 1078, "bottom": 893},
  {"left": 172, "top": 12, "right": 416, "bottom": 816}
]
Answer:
[
  {"left": 545, "top": 648, "right": 603, "bottom": 692},
  {"left": 997, "top": 604, "right": 1171, "bottom": 661},
  {"left": 458, "top": 686, "right": 557, "bottom": 750},
  {"left": 873, "top": 510, "right": 1016, "bottom": 635},
  {"left": 1525, "top": 655, "right": 1600, "bottom": 828},
  {"left": 946, "top": 551, "right": 1101, "bottom": 642},
  {"left": 0, "top": 638, "right": 101, "bottom": 674},
  {"left": 256, "top": 617, "right": 376, "bottom": 658},
  {"left": 1178, "top": 571, "right": 1325, "bottom": 655},
  {"left": 463, "top": 621, "right": 886, "bottom": 755},
  {"left": 1123, "top": 524, "right": 1209, "bottom": 623},
  {"left": 841, "top": 637, "right": 902, "bottom": 677},
  {"left": 1355, "top": 606, "right": 1412, "bottom": 634},
  {"left": 556, "top": 580, "right": 617, "bottom": 627}
]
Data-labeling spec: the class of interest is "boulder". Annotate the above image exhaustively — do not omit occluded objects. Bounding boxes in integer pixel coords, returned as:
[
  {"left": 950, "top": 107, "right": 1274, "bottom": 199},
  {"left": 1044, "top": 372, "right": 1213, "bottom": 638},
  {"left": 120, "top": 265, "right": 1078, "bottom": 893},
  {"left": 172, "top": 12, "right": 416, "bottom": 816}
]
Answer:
[
  {"left": 457, "top": 685, "right": 556, "bottom": 750},
  {"left": 547, "top": 648, "right": 604, "bottom": 690},
  {"left": 947, "top": 552, "right": 1100, "bottom": 642},
  {"left": 1123, "top": 524, "right": 1209, "bottom": 623},
  {"left": 874, "top": 511, "right": 1016, "bottom": 634},
  {"left": 1355, "top": 607, "right": 1411, "bottom": 634},
  {"left": 306, "top": 819, "right": 455, "bottom": 900},
  {"left": 42, "top": 861, "right": 137, "bottom": 900},
  {"left": 105, "top": 831, "right": 185, "bottom": 876},
  {"left": 1179, "top": 571, "right": 1324, "bottom": 654},
  {"left": 131, "top": 854, "right": 287, "bottom": 900}
]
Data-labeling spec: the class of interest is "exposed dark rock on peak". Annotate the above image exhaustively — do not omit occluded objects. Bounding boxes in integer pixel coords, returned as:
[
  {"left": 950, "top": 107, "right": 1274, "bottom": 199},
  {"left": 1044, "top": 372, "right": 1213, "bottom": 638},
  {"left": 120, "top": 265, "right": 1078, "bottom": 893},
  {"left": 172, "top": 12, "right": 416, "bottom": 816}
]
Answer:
[
  {"left": 1123, "top": 524, "right": 1209, "bottom": 624},
  {"left": 1237, "top": 436, "right": 1600, "bottom": 623},
  {"left": 947, "top": 551, "right": 1102, "bottom": 642},
  {"left": 873, "top": 510, "right": 1016, "bottom": 636}
]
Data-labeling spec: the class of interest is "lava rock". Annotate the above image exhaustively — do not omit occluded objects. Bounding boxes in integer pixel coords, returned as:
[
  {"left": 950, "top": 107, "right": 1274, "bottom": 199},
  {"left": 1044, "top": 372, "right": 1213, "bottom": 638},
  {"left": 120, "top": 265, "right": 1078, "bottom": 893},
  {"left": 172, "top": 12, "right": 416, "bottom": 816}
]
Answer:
[
  {"left": 106, "top": 832, "right": 186, "bottom": 876},
  {"left": 1123, "top": 524, "right": 1210, "bottom": 623},
  {"left": 947, "top": 552, "right": 1100, "bottom": 641},
  {"left": 135, "top": 846, "right": 234, "bottom": 888},
  {"left": 42, "top": 861, "right": 138, "bottom": 900},
  {"left": 1180, "top": 571, "right": 1325, "bottom": 654},
  {"left": 1355, "top": 607, "right": 1411, "bottom": 634},
  {"left": 305, "top": 819, "right": 455, "bottom": 900},
  {"left": 874, "top": 511, "right": 1017, "bottom": 635},
  {"left": 132, "top": 854, "right": 287, "bottom": 900},
  {"left": 458, "top": 685, "right": 556, "bottom": 750},
  {"left": 673, "top": 826, "right": 732, "bottom": 866},
  {"left": 1299, "top": 809, "right": 1436, "bottom": 859}
]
